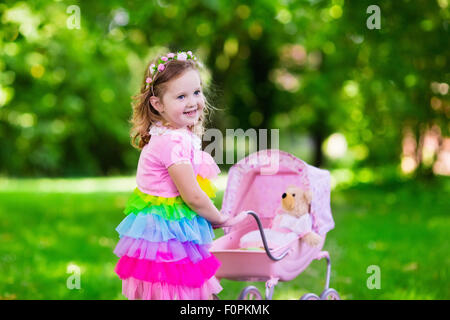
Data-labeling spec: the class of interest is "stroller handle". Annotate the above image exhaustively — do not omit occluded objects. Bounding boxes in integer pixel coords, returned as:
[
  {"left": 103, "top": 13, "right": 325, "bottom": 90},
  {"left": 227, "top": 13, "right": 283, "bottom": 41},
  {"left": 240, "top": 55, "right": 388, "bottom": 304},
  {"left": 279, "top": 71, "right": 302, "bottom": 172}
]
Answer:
[{"left": 245, "top": 211, "right": 291, "bottom": 261}]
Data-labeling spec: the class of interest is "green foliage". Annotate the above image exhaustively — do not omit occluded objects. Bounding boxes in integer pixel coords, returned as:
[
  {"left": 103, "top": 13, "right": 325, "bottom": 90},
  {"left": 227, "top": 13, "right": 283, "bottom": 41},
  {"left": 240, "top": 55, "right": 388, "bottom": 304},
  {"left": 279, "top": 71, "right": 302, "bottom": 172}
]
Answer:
[{"left": 0, "top": 0, "right": 448, "bottom": 176}]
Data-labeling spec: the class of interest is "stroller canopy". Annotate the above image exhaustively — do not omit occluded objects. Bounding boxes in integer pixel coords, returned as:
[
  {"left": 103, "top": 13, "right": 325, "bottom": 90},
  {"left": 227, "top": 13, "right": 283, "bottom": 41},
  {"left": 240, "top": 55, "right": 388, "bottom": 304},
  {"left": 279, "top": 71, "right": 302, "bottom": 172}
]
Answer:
[{"left": 221, "top": 149, "right": 335, "bottom": 236}]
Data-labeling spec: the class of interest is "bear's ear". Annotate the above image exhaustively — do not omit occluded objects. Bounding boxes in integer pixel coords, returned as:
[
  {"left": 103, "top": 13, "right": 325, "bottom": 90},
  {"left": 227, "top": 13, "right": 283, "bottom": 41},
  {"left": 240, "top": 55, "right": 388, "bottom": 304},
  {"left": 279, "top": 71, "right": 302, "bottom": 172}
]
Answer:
[{"left": 303, "top": 190, "right": 312, "bottom": 204}]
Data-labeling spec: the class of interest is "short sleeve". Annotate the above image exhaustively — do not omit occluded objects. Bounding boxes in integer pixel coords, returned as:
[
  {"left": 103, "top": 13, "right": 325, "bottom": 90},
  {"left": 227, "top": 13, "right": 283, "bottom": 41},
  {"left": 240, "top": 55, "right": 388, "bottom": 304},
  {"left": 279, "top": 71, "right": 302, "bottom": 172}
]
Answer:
[{"left": 158, "top": 131, "right": 192, "bottom": 169}]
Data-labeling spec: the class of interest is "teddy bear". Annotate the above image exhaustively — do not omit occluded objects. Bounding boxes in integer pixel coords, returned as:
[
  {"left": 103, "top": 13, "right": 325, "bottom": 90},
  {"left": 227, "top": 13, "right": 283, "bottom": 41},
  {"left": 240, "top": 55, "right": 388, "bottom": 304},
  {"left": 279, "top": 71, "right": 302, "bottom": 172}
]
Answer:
[
  {"left": 273, "top": 185, "right": 322, "bottom": 247},
  {"left": 239, "top": 185, "right": 322, "bottom": 249}
]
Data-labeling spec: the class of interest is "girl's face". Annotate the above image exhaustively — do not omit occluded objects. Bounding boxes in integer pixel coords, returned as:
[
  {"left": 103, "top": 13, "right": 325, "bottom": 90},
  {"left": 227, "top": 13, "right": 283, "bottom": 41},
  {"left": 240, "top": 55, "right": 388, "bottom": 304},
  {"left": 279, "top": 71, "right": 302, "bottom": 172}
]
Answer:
[{"left": 153, "top": 69, "right": 205, "bottom": 129}]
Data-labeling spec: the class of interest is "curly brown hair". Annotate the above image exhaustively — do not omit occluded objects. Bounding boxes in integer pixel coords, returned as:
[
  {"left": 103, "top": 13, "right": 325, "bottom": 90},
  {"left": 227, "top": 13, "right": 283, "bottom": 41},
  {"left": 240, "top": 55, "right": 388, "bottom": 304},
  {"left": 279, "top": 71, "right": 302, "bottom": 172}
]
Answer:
[{"left": 129, "top": 53, "right": 216, "bottom": 150}]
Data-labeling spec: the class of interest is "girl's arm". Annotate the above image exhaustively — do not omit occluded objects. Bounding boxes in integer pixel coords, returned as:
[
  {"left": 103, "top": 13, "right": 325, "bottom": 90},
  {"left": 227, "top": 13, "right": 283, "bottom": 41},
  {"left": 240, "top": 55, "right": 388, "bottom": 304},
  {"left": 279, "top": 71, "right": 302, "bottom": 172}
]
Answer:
[{"left": 168, "top": 162, "right": 226, "bottom": 225}]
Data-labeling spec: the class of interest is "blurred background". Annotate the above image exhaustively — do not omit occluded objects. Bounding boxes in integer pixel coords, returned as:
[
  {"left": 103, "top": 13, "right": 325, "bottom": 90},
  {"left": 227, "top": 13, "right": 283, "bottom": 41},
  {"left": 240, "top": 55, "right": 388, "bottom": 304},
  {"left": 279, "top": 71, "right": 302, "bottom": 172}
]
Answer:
[{"left": 0, "top": 0, "right": 448, "bottom": 299}]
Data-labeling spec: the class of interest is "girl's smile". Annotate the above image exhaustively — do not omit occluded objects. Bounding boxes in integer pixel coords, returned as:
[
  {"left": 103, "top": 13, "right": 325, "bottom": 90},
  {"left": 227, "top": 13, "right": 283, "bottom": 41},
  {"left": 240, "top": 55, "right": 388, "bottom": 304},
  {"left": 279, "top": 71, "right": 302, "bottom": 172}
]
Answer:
[{"left": 183, "top": 108, "right": 198, "bottom": 117}]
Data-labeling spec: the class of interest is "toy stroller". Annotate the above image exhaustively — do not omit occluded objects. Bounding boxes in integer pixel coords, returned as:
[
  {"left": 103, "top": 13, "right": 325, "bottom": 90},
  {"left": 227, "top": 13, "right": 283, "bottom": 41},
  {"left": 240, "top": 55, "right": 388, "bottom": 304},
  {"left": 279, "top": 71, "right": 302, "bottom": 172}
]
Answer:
[{"left": 210, "top": 150, "right": 340, "bottom": 300}]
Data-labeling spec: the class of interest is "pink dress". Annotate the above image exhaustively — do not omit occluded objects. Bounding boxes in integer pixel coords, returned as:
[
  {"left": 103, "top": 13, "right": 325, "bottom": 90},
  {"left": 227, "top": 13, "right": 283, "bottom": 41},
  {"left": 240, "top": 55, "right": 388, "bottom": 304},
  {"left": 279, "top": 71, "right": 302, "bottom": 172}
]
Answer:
[{"left": 113, "top": 122, "right": 223, "bottom": 299}]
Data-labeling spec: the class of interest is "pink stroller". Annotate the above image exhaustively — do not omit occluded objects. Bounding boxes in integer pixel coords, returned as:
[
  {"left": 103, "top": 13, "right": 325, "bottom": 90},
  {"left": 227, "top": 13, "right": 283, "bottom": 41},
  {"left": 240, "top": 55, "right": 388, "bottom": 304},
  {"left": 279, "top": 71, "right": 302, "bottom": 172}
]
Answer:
[{"left": 210, "top": 149, "right": 340, "bottom": 300}]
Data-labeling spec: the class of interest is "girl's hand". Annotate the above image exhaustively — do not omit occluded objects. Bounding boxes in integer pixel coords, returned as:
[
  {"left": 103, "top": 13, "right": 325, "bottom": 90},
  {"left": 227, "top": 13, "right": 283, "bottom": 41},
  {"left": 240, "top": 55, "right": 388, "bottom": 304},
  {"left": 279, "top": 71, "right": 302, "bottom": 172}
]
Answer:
[
  {"left": 212, "top": 211, "right": 248, "bottom": 228},
  {"left": 211, "top": 213, "right": 230, "bottom": 229}
]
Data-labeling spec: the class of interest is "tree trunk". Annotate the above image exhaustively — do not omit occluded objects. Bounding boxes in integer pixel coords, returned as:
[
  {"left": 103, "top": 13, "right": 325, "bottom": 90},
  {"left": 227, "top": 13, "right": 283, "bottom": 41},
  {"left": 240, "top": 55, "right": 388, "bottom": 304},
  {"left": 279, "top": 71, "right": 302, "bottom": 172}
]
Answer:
[{"left": 312, "top": 130, "right": 324, "bottom": 168}]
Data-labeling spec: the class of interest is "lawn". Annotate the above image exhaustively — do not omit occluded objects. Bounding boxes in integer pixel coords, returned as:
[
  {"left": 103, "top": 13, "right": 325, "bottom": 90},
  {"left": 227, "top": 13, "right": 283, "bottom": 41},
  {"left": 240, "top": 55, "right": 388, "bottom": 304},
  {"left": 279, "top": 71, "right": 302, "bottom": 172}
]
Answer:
[{"left": 0, "top": 175, "right": 448, "bottom": 300}]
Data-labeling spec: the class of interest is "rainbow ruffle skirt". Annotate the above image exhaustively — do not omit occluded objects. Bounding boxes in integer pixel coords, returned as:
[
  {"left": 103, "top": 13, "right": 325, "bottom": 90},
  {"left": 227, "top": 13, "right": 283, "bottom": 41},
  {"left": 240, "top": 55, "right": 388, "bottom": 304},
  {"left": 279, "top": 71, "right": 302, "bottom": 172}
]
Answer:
[{"left": 113, "top": 176, "right": 223, "bottom": 300}]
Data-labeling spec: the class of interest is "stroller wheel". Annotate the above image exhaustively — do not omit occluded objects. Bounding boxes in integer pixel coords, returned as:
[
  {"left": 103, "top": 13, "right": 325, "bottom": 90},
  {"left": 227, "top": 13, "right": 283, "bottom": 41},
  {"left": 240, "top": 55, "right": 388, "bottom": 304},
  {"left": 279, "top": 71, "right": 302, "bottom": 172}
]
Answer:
[
  {"left": 300, "top": 293, "right": 320, "bottom": 300},
  {"left": 320, "top": 288, "right": 341, "bottom": 300},
  {"left": 238, "top": 286, "right": 263, "bottom": 300}
]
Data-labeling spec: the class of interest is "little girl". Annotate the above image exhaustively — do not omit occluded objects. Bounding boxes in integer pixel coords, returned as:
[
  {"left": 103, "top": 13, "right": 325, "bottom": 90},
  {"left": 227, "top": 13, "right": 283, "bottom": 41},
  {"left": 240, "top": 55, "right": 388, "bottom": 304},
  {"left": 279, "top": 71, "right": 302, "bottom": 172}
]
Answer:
[{"left": 113, "top": 50, "right": 244, "bottom": 300}]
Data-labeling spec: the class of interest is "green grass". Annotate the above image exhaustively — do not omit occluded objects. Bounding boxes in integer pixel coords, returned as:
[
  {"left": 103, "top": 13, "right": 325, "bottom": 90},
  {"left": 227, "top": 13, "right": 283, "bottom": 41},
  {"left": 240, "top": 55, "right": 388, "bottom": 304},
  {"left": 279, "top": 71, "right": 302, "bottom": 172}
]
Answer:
[{"left": 0, "top": 176, "right": 448, "bottom": 300}]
